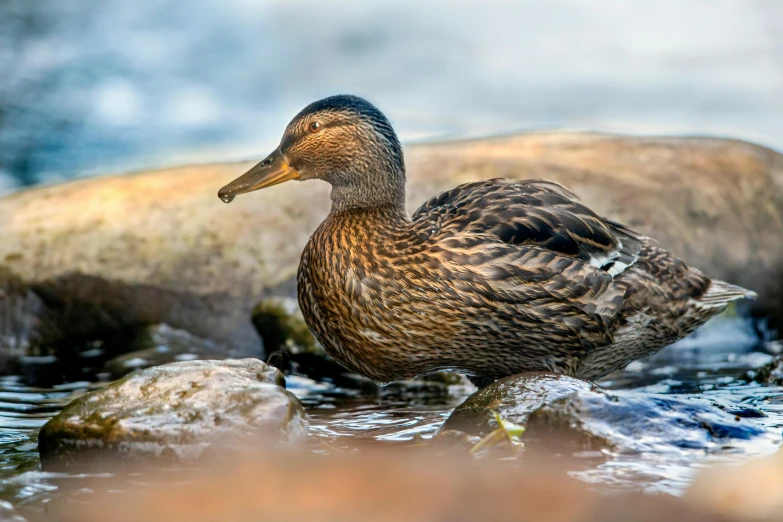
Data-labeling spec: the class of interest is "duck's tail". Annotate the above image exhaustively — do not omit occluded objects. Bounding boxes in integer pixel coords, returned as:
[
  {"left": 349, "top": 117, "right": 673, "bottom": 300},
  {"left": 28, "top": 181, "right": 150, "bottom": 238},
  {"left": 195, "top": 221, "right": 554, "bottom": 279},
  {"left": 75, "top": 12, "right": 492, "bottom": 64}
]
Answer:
[{"left": 697, "top": 279, "right": 757, "bottom": 310}]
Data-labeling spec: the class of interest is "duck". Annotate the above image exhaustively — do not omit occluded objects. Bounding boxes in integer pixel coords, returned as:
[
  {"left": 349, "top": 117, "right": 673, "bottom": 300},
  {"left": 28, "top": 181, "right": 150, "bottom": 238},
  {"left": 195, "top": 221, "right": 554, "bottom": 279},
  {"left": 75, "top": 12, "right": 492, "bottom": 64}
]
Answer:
[{"left": 218, "top": 94, "right": 755, "bottom": 387}]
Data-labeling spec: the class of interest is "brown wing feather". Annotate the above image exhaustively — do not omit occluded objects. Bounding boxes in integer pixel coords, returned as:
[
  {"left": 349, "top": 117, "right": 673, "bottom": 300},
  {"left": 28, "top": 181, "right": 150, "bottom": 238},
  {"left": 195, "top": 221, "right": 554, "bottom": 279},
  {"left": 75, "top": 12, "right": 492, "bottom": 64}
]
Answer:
[
  {"left": 413, "top": 178, "right": 643, "bottom": 275},
  {"left": 411, "top": 178, "right": 642, "bottom": 359}
]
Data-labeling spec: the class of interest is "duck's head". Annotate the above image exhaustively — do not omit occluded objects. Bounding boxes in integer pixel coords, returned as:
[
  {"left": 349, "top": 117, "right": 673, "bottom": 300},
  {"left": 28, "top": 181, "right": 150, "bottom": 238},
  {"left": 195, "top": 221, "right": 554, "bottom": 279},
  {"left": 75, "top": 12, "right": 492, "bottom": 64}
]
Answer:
[{"left": 219, "top": 95, "right": 405, "bottom": 211}]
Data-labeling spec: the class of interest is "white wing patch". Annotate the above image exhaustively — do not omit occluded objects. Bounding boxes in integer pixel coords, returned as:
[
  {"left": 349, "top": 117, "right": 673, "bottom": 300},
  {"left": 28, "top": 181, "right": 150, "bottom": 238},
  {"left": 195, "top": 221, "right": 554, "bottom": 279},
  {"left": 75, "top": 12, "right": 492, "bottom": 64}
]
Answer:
[{"left": 587, "top": 238, "right": 638, "bottom": 278}]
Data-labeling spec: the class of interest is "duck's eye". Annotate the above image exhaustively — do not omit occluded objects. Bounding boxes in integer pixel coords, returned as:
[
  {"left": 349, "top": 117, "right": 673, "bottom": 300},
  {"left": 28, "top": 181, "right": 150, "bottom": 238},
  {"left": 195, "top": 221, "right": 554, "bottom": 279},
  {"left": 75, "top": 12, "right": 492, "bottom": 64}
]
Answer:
[{"left": 309, "top": 121, "right": 322, "bottom": 133}]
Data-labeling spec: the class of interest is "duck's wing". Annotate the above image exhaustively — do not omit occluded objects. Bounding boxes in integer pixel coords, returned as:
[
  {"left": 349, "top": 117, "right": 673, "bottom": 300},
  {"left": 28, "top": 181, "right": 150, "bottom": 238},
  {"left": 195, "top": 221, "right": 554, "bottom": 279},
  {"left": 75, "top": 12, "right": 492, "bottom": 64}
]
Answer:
[
  {"left": 412, "top": 178, "right": 643, "bottom": 277},
  {"left": 411, "top": 178, "right": 641, "bottom": 355}
]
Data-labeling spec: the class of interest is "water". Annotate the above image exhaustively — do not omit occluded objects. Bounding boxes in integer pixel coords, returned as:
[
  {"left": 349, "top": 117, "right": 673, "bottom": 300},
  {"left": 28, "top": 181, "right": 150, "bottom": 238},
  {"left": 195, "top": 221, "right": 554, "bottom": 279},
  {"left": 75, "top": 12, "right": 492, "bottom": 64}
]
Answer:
[{"left": 1, "top": 318, "right": 780, "bottom": 519}]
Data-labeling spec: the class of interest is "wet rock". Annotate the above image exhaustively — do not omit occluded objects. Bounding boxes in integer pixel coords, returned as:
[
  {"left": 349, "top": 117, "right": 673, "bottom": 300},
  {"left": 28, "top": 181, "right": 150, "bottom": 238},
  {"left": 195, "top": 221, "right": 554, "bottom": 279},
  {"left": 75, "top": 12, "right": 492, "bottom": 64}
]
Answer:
[
  {"left": 524, "top": 388, "right": 771, "bottom": 453},
  {"left": 38, "top": 359, "right": 308, "bottom": 470},
  {"left": 746, "top": 354, "right": 783, "bottom": 386},
  {"left": 440, "top": 372, "right": 593, "bottom": 437},
  {"left": 441, "top": 372, "right": 773, "bottom": 454},
  {"left": 688, "top": 449, "right": 783, "bottom": 522},
  {"left": 252, "top": 297, "right": 316, "bottom": 358},
  {"left": 101, "top": 324, "right": 231, "bottom": 379}
]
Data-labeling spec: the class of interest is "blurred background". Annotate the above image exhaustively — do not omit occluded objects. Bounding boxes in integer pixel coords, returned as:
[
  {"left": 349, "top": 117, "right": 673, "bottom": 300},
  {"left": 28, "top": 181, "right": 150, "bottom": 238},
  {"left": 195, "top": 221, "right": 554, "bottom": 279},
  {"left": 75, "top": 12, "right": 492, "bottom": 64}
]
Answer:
[{"left": 1, "top": 0, "right": 782, "bottom": 193}]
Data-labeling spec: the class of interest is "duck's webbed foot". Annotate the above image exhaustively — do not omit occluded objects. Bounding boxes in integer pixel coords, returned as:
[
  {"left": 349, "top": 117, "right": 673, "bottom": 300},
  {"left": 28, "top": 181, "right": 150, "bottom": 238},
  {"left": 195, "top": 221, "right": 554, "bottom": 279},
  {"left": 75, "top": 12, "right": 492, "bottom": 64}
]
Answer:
[{"left": 467, "top": 375, "right": 496, "bottom": 389}]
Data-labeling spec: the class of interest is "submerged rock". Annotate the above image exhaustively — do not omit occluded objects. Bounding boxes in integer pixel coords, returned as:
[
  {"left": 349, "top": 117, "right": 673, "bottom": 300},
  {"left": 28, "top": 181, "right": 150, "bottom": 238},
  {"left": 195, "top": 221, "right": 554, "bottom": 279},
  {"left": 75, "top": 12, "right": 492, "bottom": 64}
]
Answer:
[
  {"left": 440, "top": 372, "right": 593, "bottom": 437},
  {"left": 441, "top": 372, "right": 772, "bottom": 454},
  {"left": 524, "top": 388, "right": 770, "bottom": 453},
  {"left": 101, "top": 324, "right": 231, "bottom": 379},
  {"left": 38, "top": 359, "right": 308, "bottom": 470}
]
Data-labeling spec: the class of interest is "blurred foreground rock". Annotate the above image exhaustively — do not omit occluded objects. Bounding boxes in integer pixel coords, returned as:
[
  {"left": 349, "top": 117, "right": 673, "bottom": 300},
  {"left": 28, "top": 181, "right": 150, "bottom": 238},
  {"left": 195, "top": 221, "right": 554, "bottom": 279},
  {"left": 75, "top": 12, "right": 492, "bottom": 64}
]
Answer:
[
  {"left": 0, "top": 133, "right": 780, "bottom": 361},
  {"left": 688, "top": 449, "right": 783, "bottom": 522},
  {"left": 38, "top": 359, "right": 307, "bottom": 470},
  {"left": 441, "top": 373, "right": 774, "bottom": 454},
  {"left": 50, "top": 449, "right": 737, "bottom": 522}
]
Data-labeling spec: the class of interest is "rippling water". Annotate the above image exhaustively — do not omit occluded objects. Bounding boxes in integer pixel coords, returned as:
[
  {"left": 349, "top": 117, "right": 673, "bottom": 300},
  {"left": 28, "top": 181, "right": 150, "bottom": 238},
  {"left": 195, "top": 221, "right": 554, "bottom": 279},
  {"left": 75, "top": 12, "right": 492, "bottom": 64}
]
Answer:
[{"left": 1, "top": 317, "right": 780, "bottom": 519}]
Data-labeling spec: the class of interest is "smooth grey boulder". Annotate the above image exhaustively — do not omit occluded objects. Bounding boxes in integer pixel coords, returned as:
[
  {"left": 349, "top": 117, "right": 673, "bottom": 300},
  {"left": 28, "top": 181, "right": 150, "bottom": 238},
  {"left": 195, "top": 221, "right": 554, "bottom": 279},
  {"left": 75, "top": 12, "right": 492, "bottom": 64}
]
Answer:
[{"left": 38, "top": 359, "right": 308, "bottom": 470}]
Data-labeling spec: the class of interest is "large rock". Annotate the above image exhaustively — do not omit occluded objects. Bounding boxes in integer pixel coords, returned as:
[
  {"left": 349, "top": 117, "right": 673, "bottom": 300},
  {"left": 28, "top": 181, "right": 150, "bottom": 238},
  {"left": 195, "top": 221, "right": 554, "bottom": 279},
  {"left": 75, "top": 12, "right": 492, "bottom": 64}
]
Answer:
[
  {"left": 38, "top": 359, "right": 308, "bottom": 470},
  {"left": 0, "top": 133, "right": 780, "bottom": 334}
]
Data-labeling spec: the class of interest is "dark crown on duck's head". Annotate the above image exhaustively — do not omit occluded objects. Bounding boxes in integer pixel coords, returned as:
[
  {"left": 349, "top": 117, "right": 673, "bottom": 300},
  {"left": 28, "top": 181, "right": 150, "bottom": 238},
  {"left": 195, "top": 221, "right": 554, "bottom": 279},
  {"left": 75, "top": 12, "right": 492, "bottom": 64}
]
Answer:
[{"left": 219, "top": 95, "right": 406, "bottom": 212}]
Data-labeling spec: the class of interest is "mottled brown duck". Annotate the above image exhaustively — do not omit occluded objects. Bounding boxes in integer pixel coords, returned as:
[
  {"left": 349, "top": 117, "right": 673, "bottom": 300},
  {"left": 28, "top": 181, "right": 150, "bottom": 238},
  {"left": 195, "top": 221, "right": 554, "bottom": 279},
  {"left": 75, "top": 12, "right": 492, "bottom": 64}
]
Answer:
[{"left": 218, "top": 95, "right": 755, "bottom": 387}]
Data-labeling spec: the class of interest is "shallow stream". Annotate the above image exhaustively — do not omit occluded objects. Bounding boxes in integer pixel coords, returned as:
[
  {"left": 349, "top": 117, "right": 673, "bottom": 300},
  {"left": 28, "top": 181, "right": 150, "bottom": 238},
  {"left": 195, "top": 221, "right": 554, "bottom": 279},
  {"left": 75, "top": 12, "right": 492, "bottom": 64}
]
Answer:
[{"left": 0, "top": 318, "right": 781, "bottom": 520}]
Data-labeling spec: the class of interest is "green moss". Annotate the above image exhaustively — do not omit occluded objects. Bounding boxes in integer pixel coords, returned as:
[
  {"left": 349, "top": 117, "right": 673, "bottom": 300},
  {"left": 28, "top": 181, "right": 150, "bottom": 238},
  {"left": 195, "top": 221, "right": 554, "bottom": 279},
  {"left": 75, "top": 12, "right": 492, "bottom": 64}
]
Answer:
[{"left": 251, "top": 299, "right": 316, "bottom": 355}]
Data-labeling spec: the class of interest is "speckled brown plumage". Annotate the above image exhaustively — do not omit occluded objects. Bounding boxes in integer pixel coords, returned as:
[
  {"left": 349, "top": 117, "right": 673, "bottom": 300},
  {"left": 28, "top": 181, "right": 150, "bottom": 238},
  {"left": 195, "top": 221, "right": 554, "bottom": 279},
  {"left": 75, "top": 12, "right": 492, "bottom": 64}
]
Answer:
[{"left": 220, "top": 95, "right": 756, "bottom": 385}]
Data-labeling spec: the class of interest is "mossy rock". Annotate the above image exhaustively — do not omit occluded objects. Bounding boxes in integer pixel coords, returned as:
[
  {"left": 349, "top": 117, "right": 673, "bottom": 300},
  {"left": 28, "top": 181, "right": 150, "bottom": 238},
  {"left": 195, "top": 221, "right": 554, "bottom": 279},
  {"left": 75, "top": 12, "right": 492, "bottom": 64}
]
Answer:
[
  {"left": 251, "top": 297, "right": 317, "bottom": 356},
  {"left": 38, "top": 359, "right": 308, "bottom": 470},
  {"left": 440, "top": 372, "right": 593, "bottom": 438}
]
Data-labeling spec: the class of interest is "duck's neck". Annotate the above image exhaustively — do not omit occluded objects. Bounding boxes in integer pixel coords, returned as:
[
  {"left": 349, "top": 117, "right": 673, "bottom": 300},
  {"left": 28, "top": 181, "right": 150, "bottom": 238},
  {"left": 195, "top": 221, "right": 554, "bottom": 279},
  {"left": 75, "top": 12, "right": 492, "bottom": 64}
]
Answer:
[{"left": 328, "top": 167, "right": 408, "bottom": 219}]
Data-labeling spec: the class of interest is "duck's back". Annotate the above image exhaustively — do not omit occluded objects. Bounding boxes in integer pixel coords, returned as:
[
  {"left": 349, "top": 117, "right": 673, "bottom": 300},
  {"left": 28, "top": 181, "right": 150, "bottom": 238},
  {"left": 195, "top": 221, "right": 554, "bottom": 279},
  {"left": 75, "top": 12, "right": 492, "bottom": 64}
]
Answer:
[
  {"left": 411, "top": 178, "right": 753, "bottom": 379},
  {"left": 298, "top": 178, "right": 754, "bottom": 384}
]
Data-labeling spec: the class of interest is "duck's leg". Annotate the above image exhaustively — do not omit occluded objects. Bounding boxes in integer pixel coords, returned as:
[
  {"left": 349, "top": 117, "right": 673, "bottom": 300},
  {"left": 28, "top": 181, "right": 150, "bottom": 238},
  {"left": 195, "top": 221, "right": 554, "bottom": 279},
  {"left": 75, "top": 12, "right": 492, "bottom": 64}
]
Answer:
[{"left": 468, "top": 375, "right": 496, "bottom": 389}]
